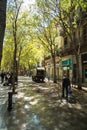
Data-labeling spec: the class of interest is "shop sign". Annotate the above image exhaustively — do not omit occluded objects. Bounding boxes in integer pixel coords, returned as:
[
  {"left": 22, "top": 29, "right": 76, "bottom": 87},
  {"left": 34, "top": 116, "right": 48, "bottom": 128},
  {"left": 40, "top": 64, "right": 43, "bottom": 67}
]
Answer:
[{"left": 62, "top": 59, "right": 71, "bottom": 65}]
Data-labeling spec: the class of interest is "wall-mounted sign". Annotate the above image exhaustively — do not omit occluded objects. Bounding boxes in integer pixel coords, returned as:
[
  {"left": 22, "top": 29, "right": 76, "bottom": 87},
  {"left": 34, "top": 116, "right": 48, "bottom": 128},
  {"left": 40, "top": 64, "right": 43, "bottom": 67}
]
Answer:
[{"left": 62, "top": 59, "right": 71, "bottom": 65}]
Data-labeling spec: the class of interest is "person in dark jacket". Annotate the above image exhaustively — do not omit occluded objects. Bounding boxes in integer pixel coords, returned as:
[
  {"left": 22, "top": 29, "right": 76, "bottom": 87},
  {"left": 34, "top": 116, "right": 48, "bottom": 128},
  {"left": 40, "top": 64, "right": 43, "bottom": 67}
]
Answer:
[
  {"left": 62, "top": 74, "right": 70, "bottom": 100},
  {"left": 0, "top": 70, "right": 5, "bottom": 83}
]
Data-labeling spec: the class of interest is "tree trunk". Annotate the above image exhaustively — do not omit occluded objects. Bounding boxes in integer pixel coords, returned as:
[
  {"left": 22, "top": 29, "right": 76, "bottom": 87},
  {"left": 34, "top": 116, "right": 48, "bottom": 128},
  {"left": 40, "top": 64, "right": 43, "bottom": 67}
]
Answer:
[
  {"left": 0, "top": 0, "right": 7, "bottom": 66},
  {"left": 52, "top": 53, "right": 57, "bottom": 83},
  {"left": 76, "top": 54, "right": 82, "bottom": 90},
  {"left": 76, "top": 23, "right": 82, "bottom": 90},
  {"left": 12, "top": 34, "right": 17, "bottom": 93}
]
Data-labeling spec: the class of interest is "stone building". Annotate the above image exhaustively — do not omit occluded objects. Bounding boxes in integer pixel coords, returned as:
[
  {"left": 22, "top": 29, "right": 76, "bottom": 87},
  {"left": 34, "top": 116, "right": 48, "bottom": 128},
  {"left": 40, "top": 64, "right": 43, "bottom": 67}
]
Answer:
[{"left": 44, "top": 22, "right": 87, "bottom": 84}]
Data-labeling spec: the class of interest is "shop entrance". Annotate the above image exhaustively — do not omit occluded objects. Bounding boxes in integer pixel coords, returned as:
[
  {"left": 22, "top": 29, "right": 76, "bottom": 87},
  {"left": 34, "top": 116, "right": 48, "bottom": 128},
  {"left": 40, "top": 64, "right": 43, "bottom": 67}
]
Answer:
[
  {"left": 83, "top": 64, "right": 87, "bottom": 82},
  {"left": 82, "top": 53, "right": 87, "bottom": 83}
]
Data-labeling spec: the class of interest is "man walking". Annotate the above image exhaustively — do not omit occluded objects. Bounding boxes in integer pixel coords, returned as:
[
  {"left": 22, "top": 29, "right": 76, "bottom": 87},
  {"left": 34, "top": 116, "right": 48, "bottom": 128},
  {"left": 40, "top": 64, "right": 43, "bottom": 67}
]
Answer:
[{"left": 62, "top": 74, "right": 70, "bottom": 100}]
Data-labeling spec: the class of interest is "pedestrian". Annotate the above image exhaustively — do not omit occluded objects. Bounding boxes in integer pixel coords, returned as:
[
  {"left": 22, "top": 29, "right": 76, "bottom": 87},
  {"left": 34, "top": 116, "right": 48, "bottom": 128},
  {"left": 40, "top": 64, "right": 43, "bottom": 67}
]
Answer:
[
  {"left": 3, "top": 72, "right": 10, "bottom": 86},
  {"left": 8, "top": 72, "right": 13, "bottom": 85},
  {"left": 62, "top": 74, "right": 70, "bottom": 100},
  {"left": 0, "top": 70, "right": 5, "bottom": 84}
]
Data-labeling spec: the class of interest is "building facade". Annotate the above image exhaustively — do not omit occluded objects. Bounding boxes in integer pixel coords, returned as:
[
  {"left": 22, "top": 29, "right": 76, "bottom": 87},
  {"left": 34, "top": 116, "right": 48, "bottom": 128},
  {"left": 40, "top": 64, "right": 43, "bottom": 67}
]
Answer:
[{"left": 44, "top": 23, "right": 87, "bottom": 84}]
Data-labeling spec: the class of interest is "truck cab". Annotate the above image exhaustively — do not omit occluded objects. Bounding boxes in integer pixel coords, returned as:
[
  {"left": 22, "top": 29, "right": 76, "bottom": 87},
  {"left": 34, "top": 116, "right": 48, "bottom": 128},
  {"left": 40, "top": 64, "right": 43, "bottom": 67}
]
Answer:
[{"left": 32, "top": 67, "right": 46, "bottom": 82}]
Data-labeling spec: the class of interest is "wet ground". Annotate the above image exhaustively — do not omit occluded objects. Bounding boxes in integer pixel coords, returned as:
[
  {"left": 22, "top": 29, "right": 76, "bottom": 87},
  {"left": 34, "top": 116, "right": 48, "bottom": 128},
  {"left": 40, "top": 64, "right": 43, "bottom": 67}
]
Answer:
[
  {"left": 0, "top": 83, "right": 8, "bottom": 130},
  {"left": 3, "top": 77, "right": 87, "bottom": 130}
]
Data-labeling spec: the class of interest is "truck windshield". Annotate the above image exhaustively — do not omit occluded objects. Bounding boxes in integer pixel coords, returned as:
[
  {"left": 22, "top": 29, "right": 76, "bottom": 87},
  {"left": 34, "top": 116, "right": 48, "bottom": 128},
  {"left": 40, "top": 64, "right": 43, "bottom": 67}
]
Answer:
[{"left": 37, "top": 70, "right": 45, "bottom": 75}]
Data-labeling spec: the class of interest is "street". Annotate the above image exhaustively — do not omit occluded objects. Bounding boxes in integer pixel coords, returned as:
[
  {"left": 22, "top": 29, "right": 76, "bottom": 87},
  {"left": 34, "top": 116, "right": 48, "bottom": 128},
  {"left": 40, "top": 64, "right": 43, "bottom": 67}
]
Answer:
[{"left": 0, "top": 76, "right": 87, "bottom": 130}]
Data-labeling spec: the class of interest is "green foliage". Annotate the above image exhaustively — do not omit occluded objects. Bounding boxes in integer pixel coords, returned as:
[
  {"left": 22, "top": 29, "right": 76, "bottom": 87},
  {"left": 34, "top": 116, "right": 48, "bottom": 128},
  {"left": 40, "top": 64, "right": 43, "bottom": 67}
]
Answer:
[
  {"left": 1, "top": 42, "right": 14, "bottom": 71},
  {"left": 2, "top": 1, "right": 46, "bottom": 71}
]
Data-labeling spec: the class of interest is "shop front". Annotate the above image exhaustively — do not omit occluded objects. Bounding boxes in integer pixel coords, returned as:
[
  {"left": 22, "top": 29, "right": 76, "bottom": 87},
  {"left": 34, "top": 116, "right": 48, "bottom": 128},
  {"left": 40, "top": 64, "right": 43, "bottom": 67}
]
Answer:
[
  {"left": 62, "top": 58, "right": 72, "bottom": 78},
  {"left": 82, "top": 53, "right": 87, "bottom": 83}
]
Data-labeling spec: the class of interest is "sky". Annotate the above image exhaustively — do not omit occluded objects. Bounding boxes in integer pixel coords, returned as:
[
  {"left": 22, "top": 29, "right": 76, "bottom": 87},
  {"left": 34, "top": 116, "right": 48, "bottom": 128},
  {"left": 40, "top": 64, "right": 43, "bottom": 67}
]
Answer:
[
  {"left": 24, "top": 0, "right": 35, "bottom": 4},
  {"left": 23, "top": 0, "right": 35, "bottom": 7},
  {"left": 21, "top": 0, "right": 35, "bottom": 11}
]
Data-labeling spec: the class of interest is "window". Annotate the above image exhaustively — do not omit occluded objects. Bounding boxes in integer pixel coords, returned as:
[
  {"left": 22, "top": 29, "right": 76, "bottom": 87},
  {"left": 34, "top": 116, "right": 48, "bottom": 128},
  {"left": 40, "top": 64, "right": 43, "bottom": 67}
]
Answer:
[
  {"left": 64, "top": 37, "right": 68, "bottom": 48},
  {"left": 83, "top": 24, "right": 87, "bottom": 41}
]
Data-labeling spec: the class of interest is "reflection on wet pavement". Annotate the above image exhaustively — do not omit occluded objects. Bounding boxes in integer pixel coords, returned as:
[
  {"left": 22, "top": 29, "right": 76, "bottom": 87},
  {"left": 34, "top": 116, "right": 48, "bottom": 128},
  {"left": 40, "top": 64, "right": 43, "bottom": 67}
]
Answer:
[{"left": 5, "top": 81, "right": 87, "bottom": 130}]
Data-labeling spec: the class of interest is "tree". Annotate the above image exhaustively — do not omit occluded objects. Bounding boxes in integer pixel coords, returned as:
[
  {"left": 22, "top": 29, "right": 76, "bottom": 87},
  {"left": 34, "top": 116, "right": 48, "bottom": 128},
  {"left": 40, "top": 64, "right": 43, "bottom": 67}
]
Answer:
[
  {"left": 38, "top": 23, "right": 59, "bottom": 83},
  {"left": 7, "top": 0, "right": 23, "bottom": 93},
  {"left": 2, "top": 6, "right": 44, "bottom": 76},
  {"left": 0, "top": 0, "right": 7, "bottom": 67},
  {"left": 1, "top": 40, "right": 14, "bottom": 71},
  {"left": 32, "top": 0, "right": 61, "bottom": 83},
  {"left": 20, "top": 42, "right": 43, "bottom": 71},
  {"left": 43, "top": 0, "right": 87, "bottom": 89}
]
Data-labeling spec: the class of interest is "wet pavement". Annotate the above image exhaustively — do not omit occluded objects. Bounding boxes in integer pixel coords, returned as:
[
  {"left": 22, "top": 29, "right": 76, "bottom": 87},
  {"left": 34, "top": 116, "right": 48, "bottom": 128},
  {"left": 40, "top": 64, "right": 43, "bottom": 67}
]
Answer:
[
  {"left": 0, "top": 83, "right": 8, "bottom": 130},
  {"left": 0, "top": 76, "right": 87, "bottom": 130}
]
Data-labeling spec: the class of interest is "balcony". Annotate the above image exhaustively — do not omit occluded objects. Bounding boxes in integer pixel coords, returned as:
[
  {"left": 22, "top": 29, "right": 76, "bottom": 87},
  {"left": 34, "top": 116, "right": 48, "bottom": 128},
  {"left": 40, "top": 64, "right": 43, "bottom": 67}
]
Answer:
[
  {"left": 82, "top": 34, "right": 87, "bottom": 45},
  {"left": 44, "top": 55, "right": 51, "bottom": 60}
]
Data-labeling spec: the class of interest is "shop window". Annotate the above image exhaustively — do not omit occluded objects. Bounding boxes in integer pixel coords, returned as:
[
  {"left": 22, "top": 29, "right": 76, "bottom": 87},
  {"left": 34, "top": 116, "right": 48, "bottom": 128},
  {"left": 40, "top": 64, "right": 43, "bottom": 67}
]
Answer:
[
  {"left": 83, "top": 24, "right": 87, "bottom": 41},
  {"left": 85, "top": 69, "right": 87, "bottom": 78},
  {"left": 72, "top": 64, "right": 77, "bottom": 83},
  {"left": 64, "top": 37, "right": 68, "bottom": 48}
]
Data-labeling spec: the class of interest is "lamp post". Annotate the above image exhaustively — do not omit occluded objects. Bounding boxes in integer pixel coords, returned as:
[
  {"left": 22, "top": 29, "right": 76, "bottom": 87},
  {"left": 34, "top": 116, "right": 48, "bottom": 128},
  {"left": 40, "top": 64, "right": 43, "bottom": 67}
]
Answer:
[{"left": 16, "top": 57, "right": 18, "bottom": 84}]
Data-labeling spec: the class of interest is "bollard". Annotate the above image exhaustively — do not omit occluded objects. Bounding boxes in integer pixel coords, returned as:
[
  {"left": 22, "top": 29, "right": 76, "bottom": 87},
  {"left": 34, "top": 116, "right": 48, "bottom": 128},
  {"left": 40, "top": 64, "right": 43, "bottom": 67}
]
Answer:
[{"left": 7, "top": 92, "right": 13, "bottom": 111}]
